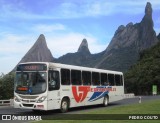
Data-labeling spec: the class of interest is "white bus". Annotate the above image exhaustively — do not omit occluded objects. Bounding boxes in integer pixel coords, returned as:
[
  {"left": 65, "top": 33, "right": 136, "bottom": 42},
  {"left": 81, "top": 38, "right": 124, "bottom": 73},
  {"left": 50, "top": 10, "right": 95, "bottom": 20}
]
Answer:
[{"left": 14, "top": 62, "right": 124, "bottom": 112}]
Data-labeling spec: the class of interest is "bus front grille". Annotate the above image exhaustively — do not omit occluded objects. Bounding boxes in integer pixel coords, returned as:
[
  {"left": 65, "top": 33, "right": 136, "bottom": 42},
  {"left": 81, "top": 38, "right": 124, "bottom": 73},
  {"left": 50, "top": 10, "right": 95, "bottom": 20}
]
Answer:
[
  {"left": 22, "top": 104, "right": 34, "bottom": 107},
  {"left": 22, "top": 99, "right": 36, "bottom": 103},
  {"left": 19, "top": 95, "right": 38, "bottom": 99}
]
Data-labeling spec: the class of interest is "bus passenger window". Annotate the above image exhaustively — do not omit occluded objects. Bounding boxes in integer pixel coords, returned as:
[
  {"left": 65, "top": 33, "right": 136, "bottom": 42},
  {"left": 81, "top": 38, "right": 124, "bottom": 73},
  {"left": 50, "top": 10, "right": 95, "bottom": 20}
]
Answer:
[
  {"left": 48, "top": 70, "right": 60, "bottom": 91},
  {"left": 101, "top": 73, "right": 108, "bottom": 86},
  {"left": 108, "top": 74, "right": 114, "bottom": 86},
  {"left": 61, "top": 69, "right": 70, "bottom": 85},
  {"left": 92, "top": 72, "right": 100, "bottom": 86},
  {"left": 82, "top": 71, "right": 91, "bottom": 85},
  {"left": 120, "top": 75, "right": 123, "bottom": 86},
  {"left": 115, "top": 75, "right": 121, "bottom": 86},
  {"left": 71, "top": 70, "right": 81, "bottom": 85}
]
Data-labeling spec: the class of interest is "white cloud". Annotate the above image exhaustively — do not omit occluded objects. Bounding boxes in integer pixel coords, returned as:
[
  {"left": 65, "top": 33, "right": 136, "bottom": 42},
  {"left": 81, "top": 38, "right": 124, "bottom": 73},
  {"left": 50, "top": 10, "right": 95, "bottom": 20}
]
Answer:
[
  {"left": 0, "top": 55, "right": 18, "bottom": 74},
  {"left": 51, "top": 0, "right": 160, "bottom": 18},
  {"left": 0, "top": 33, "right": 37, "bottom": 74},
  {"left": 0, "top": 0, "right": 159, "bottom": 20},
  {"left": 48, "top": 0, "right": 160, "bottom": 18},
  {"left": 32, "top": 23, "right": 66, "bottom": 33},
  {"left": 0, "top": 33, "right": 34, "bottom": 55},
  {"left": 1, "top": 0, "right": 159, "bottom": 74},
  {"left": 46, "top": 32, "right": 106, "bottom": 58},
  {"left": 0, "top": 32, "right": 107, "bottom": 73}
]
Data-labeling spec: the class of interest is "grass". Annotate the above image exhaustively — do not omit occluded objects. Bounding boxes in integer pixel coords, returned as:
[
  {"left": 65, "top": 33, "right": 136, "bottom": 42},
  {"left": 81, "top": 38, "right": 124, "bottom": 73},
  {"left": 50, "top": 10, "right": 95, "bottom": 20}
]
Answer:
[
  {"left": 33, "top": 99, "right": 160, "bottom": 123},
  {"left": 85, "top": 99, "right": 160, "bottom": 114}
]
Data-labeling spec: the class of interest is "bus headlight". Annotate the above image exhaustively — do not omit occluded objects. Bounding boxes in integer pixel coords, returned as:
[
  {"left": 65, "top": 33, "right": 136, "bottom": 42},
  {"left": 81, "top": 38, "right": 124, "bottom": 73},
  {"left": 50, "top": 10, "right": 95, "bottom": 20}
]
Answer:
[
  {"left": 37, "top": 96, "right": 47, "bottom": 103},
  {"left": 14, "top": 96, "right": 20, "bottom": 102}
]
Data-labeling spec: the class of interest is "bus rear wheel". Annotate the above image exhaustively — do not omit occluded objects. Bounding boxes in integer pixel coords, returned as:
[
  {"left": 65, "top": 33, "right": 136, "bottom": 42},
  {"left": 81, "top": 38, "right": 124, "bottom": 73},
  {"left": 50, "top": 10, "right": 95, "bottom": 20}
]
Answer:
[
  {"left": 103, "top": 95, "right": 109, "bottom": 107},
  {"left": 60, "top": 98, "right": 69, "bottom": 113}
]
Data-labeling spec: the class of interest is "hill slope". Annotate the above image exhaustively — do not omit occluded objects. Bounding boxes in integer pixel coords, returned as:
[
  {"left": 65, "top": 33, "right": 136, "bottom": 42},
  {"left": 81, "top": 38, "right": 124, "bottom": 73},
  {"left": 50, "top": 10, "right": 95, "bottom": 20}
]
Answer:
[{"left": 125, "top": 41, "right": 160, "bottom": 95}]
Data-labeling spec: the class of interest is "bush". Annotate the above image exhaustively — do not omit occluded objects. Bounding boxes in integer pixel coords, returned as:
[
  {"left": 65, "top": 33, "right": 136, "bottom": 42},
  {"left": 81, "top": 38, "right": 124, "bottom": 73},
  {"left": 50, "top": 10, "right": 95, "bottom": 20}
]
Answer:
[{"left": 0, "top": 72, "right": 15, "bottom": 99}]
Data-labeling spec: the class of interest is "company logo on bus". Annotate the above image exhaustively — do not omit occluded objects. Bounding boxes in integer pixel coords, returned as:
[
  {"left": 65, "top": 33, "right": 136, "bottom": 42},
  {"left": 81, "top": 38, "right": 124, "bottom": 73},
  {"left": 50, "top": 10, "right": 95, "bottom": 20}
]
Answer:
[{"left": 72, "top": 86, "right": 116, "bottom": 103}]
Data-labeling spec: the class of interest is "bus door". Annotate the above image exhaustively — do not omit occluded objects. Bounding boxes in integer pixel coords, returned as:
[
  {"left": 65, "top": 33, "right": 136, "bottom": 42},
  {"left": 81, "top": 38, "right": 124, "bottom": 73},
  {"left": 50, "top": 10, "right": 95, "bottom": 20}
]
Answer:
[{"left": 47, "top": 70, "right": 61, "bottom": 110}]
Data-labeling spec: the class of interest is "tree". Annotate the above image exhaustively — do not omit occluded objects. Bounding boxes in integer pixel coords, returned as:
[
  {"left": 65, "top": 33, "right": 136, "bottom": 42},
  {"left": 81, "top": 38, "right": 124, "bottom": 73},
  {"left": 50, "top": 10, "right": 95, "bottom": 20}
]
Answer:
[
  {"left": 0, "top": 72, "right": 15, "bottom": 99},
  {"left": 125, "top": 41, "right": 160, "bottom": 95}
]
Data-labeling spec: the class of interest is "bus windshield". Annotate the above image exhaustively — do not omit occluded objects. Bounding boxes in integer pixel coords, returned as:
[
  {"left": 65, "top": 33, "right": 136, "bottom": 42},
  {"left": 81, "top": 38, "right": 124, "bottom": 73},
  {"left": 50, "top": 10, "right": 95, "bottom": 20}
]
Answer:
[{"left": 15, "top": 72, "right": 47, "bottom": 94}]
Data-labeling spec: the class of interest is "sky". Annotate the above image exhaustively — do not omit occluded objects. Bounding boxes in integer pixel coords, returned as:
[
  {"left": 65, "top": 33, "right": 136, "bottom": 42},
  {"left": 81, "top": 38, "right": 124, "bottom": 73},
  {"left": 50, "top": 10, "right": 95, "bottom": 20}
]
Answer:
[{"left": 0, "top": 0, "right": 160, "bottom": 74}]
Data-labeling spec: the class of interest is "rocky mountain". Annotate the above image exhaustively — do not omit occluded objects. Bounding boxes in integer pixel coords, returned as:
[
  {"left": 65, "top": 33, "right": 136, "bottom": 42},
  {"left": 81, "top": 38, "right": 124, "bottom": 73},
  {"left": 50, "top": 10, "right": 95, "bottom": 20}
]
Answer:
[
  {"left": 78, "top": 38, "right": 91, "bottom": 54},
  {"left": 15, "top": 2, "right": 159, "bottom": 73},
  {"left": 56, "top": 2, "right": 158, "bottom": 72},
  {"left": 106, "top": 2, "right": 157, "bottom": 53},
  {"left": 94, "top": 2, "right": 159, "bottom": 71},
  {"left": 19, "top": 34, "right": 53, "bottom": 63},
  {"left": 55, "top": 39, "right": 92, "bottom": 66},
  {"left": 158, "top": 33, "right": 160, "bottom": 41}
]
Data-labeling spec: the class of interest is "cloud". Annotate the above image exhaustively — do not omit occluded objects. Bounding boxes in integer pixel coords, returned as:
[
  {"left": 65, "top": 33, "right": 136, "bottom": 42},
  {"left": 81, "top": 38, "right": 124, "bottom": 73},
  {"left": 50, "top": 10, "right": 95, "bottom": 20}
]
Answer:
[
  {"left": 58, "top": 0, "right": 160, "bottom": 18},
  {"left": 50, "top": 0, "right": 160, "bottom": 18},
  {"left": 0, "top": 0, "right": 54, "bottom": 21},
  {"left": 0, "top": 0, "right": 159, "bottom": 74},
  {"left": 0, "top": 31, "right": 107, "bottom": 73},
  {"left": 32, "top": 23, "right": 66, "bottom": 33},
  {"left": 0, "top": 0, "right": 160, "bottom": 20},
  {"left": 0, "top": 33, "right": 36, "bottom": 73},
  {"left": 46, "top": 32, "right": 106, "bottom": 58},
  {"left": 0, "top": 32, "right": 106, "bottom": 59},
  {"left": 0, "top": 33, "right": 38, "bottom": 68}
]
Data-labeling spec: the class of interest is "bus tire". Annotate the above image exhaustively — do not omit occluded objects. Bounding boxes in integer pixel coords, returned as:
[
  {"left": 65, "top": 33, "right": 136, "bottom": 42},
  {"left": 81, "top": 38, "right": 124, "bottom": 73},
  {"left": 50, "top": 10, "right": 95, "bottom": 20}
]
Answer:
[
  {"left": 103, "top": 95, "right": 109, "bottom": 107},
  {"left": 60, "top": 98, "right": 69, "bottom": 113}
]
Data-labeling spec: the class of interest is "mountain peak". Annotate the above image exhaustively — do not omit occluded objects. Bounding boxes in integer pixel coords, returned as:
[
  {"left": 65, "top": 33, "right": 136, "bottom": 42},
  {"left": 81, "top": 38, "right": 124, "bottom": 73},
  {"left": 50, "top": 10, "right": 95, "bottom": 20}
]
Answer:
[
  {"left": 141, "top": 2, "right": 153, "bottom": 27},
  {"left": 138, "top": 2, "right": 158, "bottom": 51},
  {"left": 34, "top": 34, "right": 47, "bottom": 46},
  {"left": 19, "top": 34, "right": 53, "bottom": 63},
  {"left": 145, "top": 2, "right": 152, "bottom": 17},
  {"left": 38, "top": 34, "right": 45, "bottom": 40},
  {"left": 78, "top": 39, "right": 90, "bottom": 54}
]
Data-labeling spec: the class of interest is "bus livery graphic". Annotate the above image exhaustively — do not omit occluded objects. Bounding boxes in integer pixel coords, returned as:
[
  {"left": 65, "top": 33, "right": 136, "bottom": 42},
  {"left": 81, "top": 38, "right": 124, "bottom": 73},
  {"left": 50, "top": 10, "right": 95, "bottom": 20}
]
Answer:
[
  {"left": 72, "top": 86, "right": 116, "bottom": 103},
  {"left": 89, "top": 86, "right": 111, "bottom": 102},
  {"left": 72, "top": 86, "right": 90, "bottom": 103}
]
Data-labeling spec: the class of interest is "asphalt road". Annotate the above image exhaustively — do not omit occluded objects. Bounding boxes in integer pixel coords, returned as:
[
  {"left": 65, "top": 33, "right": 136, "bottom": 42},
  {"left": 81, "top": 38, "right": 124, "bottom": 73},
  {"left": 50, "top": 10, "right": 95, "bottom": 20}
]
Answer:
[{"left": 0, "top": 95, "right": 160, "bottom": 123}]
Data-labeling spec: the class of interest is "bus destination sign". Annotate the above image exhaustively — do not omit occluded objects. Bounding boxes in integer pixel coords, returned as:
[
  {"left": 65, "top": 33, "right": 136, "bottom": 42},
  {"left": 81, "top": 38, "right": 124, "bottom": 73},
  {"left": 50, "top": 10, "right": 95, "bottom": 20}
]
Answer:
[{"left": 17, "top": 64, "right": 47, "bottom": 71}]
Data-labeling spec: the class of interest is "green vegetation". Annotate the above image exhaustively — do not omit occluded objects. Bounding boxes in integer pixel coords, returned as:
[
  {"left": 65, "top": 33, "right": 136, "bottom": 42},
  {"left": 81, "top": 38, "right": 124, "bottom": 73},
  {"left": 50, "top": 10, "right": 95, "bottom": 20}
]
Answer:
[
  {"left": 36, "top": 99, "right": 160, "bottom": 123},
  {"left": 0, "top": 72, "right": 14, "bottom": 99},
  {"left": 87, "top": 99, "right": 160, "bottom": 114},
  {"left": 125, "top": 41, "right": 160, "bottom": 95}
]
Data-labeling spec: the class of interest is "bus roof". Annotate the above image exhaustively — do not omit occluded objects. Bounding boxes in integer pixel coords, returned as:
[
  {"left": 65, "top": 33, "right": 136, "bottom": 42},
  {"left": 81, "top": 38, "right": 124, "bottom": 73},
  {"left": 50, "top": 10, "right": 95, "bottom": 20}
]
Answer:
[{"left": 18, "top": 62, "right": 123, "bottom": 75}]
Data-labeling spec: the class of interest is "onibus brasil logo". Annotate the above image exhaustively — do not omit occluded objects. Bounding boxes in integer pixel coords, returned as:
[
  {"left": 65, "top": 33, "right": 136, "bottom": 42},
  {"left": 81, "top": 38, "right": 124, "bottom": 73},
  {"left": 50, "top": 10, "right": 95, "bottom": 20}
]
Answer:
[{"left": 72, "top": 86, "right": 116, "bottom": 103}]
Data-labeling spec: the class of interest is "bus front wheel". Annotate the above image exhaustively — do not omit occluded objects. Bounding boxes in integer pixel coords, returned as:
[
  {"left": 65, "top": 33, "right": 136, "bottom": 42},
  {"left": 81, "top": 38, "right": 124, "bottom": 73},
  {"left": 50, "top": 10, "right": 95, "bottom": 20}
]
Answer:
[
  {"left": 103, "top": 95, "right": 109, "bottom": 106},
  {"left": 60, "top": 98, "right": 69, "bottom": 113}
]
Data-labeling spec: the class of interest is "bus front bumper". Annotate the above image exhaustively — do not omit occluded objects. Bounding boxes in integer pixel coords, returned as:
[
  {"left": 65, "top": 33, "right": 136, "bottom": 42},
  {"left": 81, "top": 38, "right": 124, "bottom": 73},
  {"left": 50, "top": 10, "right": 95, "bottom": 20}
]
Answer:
[{"left": 14, "top": 100, "right": 47, "bottom": 110}]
